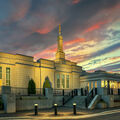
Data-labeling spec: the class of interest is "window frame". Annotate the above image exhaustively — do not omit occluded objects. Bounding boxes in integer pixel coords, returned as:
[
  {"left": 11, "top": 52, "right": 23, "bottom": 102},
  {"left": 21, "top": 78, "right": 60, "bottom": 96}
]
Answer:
[
  {"left": 6, "top": 67, "right": 10, "bottom": 86},
  {"left": 57, "top": 74, "right": 60, "bottom": 88}
]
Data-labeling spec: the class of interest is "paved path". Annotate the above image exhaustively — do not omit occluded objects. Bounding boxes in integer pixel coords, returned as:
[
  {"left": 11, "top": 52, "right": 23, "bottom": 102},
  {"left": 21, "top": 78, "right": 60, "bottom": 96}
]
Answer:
[{"left": 0, "top": 108, "right": 120, "bottom": 120}]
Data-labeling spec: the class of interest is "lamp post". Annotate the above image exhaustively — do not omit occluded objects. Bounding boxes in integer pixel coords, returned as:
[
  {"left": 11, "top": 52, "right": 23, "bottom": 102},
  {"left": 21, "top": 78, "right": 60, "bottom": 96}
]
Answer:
[
  {"left": 73, "top": 103, "right": 77, "bottom": 115},
  {"left": 34, "top": 104, "right": 38, "bottom": 115},
  {"left": 54, "top": 104, "right": 58, "bottom": 115}
]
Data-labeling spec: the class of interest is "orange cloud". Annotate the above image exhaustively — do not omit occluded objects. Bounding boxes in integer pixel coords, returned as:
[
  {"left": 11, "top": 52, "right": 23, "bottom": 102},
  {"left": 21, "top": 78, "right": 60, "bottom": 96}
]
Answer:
[
  {"left": 72, "top": 0, "right": 80, "bottom": 4},
  {"left": 64, "top": 38, "right": 85, "bottom": 46},
  {"left": 34, "top": 44, "right": 57, "bottom": 60},
  {"left": 109, "top": 56, "right": 120, "bottom": 61},
  {"left": 36, "top": 27, "right": 52, "bottom": 34},
  {"left": 83, "top": 20, "right": 109, "bottom": 33}
]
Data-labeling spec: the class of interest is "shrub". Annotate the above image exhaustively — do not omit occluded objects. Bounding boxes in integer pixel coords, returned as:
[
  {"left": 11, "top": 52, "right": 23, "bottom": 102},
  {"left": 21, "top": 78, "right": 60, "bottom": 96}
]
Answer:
[
  {"left": 43, "top": 76, "right": 51, "bottom": 88},
  {"left": 28, "top": 78, "right": 36, "bottom": 95}
]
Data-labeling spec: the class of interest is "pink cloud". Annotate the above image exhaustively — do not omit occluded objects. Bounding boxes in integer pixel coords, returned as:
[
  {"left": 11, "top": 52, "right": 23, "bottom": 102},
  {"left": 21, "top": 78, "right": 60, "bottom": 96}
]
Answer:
[
  {"left": 72, "top": 0, "right": 81, "bottom": 4},
  {"left": 83, "top": 20, "right": 109, "bottom": 34},
  {"left": 34, "top": 37, "right": 85, "bottom": 60},
  {"left": 64, "top": 38, "right": 85, "bottom": 46}
]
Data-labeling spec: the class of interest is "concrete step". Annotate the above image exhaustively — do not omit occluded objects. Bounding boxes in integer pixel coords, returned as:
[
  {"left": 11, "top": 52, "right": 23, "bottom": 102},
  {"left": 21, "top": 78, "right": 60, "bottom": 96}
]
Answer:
[{"left": 64, "top": 96, "right": 87, "bottom": 109}]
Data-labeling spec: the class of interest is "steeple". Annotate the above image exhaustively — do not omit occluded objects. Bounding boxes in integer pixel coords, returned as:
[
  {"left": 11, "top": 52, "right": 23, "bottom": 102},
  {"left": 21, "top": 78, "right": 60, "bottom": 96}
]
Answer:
[
  {"left": 59, "top": 24, "right": 61, "bottom": 35},
  {"left": 55, "top": 24, "right": 65, "bottom": 61}
]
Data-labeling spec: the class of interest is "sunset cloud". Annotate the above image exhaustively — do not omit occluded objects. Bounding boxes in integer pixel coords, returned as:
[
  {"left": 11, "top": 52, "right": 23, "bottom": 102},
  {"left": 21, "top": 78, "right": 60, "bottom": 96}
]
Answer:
[
  {"left": 72, "top": 0, "right": 81, "bottom": 4},
  {"left": 83, "top": 20, "right": 109, "bottom": 34},
  {"left": 0, "top": 0, "right": 120, "bottom": 73}
]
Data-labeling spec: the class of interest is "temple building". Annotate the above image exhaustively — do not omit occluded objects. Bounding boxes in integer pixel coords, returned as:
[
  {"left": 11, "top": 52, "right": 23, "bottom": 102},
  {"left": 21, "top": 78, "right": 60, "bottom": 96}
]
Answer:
[
  {"left": 0, "top": 25, "right": 120, "bottom": 91},
  {"left": 0, "top": 25, "right": 82, "bottom": 89}
]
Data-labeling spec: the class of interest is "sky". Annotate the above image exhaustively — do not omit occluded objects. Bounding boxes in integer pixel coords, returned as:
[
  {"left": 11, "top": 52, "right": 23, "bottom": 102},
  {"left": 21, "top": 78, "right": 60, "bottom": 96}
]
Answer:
[{"left": 0, "top": 0, "right": 120, "bottom": 73}]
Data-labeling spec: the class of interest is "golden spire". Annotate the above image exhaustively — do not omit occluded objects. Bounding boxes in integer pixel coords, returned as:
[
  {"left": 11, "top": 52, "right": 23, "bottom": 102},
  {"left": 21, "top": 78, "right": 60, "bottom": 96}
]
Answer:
[
  {"left": 59, "top": 24, "right": 61, "bottom": 36},
  {"left": 55, "top": 24, "right": 65, "bottom": 61}
]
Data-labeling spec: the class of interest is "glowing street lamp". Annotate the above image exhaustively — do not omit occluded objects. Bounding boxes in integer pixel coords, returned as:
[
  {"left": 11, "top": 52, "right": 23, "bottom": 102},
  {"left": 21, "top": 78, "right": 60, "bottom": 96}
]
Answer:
[
  {"left": 54, "top": 104, "right": 58, "bottom": 115},
  {"left": 34, "top": 104, "right": 38, "bottom": 115},
  {"left": 73, "top": 103, "right": 77, "bottom": 115}
]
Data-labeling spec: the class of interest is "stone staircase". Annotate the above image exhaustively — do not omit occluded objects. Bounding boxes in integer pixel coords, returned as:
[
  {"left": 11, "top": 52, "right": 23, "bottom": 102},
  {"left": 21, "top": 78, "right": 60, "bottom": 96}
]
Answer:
[{"left": 64, "top": 96, "right": 87, "bottom": 109}]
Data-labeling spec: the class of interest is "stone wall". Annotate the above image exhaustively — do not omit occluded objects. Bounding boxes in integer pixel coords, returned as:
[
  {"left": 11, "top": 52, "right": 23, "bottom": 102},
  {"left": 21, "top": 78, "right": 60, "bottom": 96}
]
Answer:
[
  {"left": 16, "top": 96, "right": 52, "bottom": 111},
  {"left": 53, "top": 96, "right": 63, "bottom": 106}
]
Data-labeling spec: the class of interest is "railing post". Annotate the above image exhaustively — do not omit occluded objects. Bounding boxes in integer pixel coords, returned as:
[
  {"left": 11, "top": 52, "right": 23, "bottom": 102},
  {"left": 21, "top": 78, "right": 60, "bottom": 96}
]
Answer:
[
  {"left": 81, "top": 88, "right": 83, "bottom": 96},
  {"left": 85, "top": 98, "right": 88, "bottom": 108},
  {"left": 111, "top": 88, "right": 113, "bottom": 95},
  {"left": 72, "top": 90, "right": 74, "bottom": 98},
  {"left": 63, "top": 97, "right": 64, "bottom": 105},
  {"left": 43, "top": 88, "right": 45, "bottom": 96},
  {"left": 74, "top": 89, "right": 78, "bottom": 96},
  {"left": 118, "top": 89, "right": 120, "bottom": 95},
  {"left": 62, "top": 89, "right": 64, "bottom": 96},
  {"left": 92, "top": 89, "right": 93, "bottom": 97},
  {"left": 95, "top": 88, "right": 97, "bottom": 95}
]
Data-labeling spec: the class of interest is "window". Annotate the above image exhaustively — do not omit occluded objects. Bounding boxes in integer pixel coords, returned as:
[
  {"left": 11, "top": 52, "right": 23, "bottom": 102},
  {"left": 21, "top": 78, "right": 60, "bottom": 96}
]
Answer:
[
  {"left": 118, "top": 82, "right": 120, "bottom": 88},
  {"left": 88, "top": 82, "right": 89, "bottom": 91},
  {"left": 101, "top": 80, "right": 104, "bottom": 87},
  {"left": 57, "top": 74, "right": 60, "bottom": 88},
  {"left": 62, "top": 74, "right": 65, "bottom": 88},
  {"left": 105, "top": 80, "right": 108, "bottom": 87},
  {"left": 91, "top": 82, "right": 93, "bottom": 89},
  {"left": 66, "top": 75, "right": 69, "bottom": 88},
  {"left": 0, "top": 67, "right": 2, "bottom": 79},
  {"left": 6, "top": 68, "right": 10, "bottom": 86},
  {"left": 95, "top": 81, "right": 97, "bottom": 88}
]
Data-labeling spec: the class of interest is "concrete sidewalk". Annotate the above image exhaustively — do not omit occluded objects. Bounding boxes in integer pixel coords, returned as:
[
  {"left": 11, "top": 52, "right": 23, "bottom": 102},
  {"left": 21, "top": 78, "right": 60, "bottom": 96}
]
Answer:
[{"left": 0, "top": 107, "right": 120, "bottom": 120}]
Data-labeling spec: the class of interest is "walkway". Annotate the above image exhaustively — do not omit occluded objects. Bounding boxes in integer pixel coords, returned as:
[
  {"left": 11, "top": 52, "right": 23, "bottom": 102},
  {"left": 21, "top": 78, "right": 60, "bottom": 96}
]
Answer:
[{"left": 0, "top": 107, "right": 120, "bottom": 120}]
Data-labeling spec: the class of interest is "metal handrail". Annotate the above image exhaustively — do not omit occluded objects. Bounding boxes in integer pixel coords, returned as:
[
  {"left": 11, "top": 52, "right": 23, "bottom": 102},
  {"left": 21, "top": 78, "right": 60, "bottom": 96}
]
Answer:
[{"left": 85, "top": 88, "right": 97, "bottom": 108}]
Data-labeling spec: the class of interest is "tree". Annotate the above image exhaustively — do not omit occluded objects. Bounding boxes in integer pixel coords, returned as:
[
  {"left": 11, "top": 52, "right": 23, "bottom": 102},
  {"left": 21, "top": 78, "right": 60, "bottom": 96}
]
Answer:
[{"left": 28, "top": 78, "right": 36, "bottom": 95}]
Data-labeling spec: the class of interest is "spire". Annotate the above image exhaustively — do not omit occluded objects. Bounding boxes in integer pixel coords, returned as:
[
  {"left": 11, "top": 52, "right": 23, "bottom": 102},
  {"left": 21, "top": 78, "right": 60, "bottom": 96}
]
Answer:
[
  {"left": 59, "top": 24, "right": 61, "bottom": 36},
  {"left": 55, "top": 24, "right": 65, "bottom": 61}
]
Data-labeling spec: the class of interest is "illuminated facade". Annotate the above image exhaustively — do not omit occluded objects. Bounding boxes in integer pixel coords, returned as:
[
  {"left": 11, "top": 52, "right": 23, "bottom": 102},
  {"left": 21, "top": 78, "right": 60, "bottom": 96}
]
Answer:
[
  {"left": 80, "top": 70, "right": 120, "bottom": 94},
  {"left": 0, "top": 25, "right": 82, "bottom": 89}
]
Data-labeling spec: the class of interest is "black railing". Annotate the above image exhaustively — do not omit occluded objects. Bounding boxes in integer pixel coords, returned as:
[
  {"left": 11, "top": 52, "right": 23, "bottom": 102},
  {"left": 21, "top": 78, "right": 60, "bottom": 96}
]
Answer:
[
  {"left": 81, "top": 88, "right": 89, "bottom": 96},
  {"left": 63, "top": 90, "right": 75, "bottom": 105},
  {"left": 53, "top": 89, "right": 76, "bottom": 96},
  {"left": 11, "top": 87, "right": 44, "bottom": 96},
  {"left": 107, "top": 88, "right": 120, "bottom": 95},
  {"left": 85, "top": 88, "right": 97, "bottom": 108},
  {"left": 53, "top": 89, "right": 77, "bottom": 105}
]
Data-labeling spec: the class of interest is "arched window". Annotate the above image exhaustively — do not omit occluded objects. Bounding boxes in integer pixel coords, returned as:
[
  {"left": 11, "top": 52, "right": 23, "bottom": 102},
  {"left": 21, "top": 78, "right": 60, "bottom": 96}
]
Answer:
[{"left": 57, "top": 74, "right": 60, "bottom": 88}]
